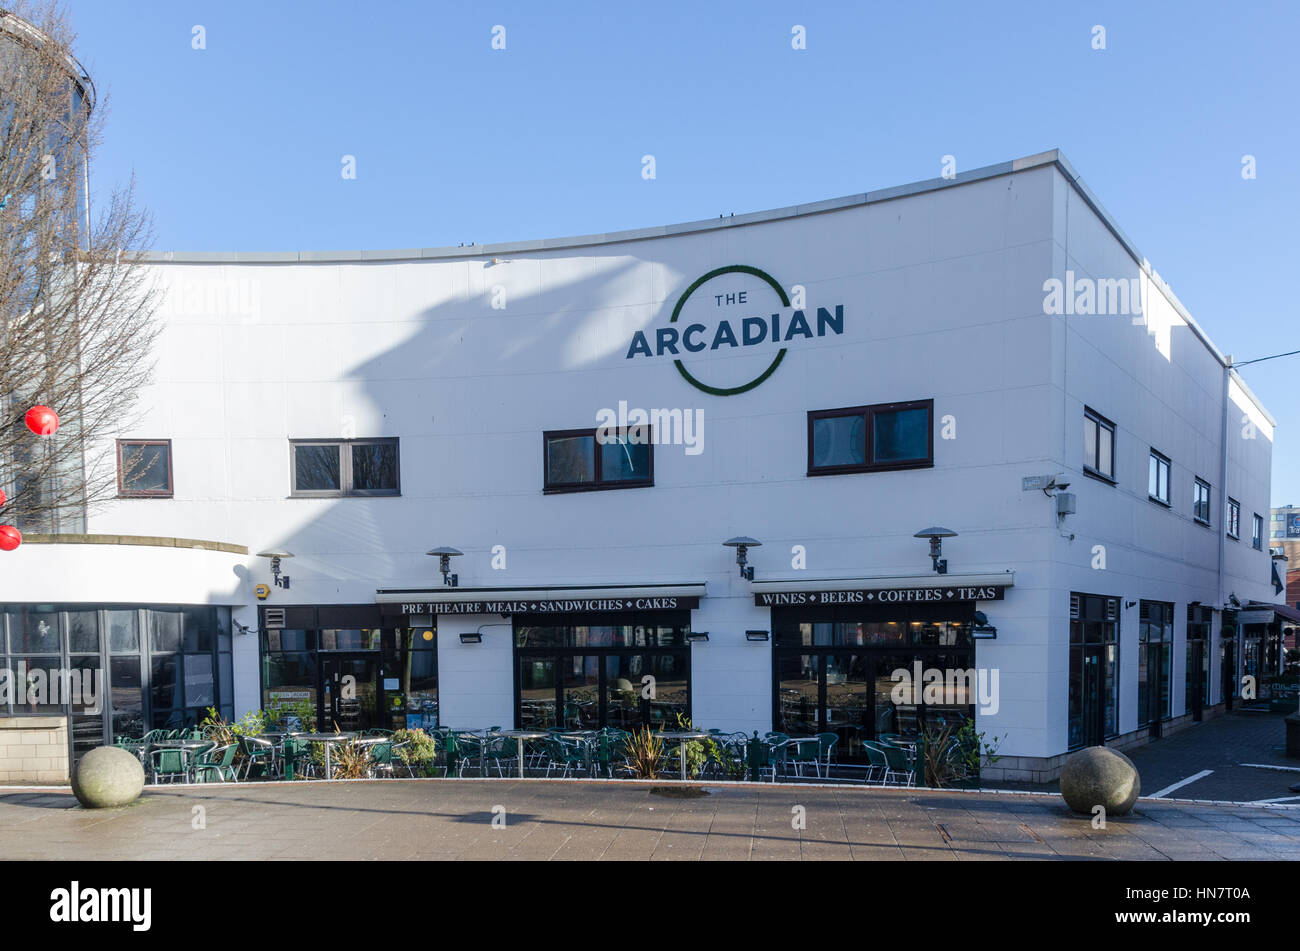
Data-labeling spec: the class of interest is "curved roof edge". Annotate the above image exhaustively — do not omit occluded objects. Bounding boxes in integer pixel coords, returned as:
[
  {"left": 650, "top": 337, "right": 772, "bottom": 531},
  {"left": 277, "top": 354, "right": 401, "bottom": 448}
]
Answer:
[
  {"left": 140, "top": 148, "right": 1270, "bottom": 422},
  {"left": 0, "top": 8, "right": 95, "bottom": 110}
]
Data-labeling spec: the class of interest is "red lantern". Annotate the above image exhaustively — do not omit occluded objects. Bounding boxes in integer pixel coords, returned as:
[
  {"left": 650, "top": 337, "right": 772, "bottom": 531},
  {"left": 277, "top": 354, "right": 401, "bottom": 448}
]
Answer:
[
  {"left": 0, "top": 526, "right": 20, "bottom": 551},
  {"left": 24, "top": 405, "right": 59, "bottom": 436}
]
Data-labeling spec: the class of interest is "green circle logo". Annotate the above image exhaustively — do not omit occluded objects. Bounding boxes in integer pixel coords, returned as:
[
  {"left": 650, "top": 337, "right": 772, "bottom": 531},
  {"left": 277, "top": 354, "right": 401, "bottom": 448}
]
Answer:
[{"left": 670, "top": 264, "right": 791, "bottom": 396}]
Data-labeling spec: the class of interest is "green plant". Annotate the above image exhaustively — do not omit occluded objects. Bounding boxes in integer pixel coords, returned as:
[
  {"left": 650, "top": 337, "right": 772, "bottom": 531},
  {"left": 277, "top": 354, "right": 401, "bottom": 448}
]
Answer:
[
  {"left": 919, "top": 718, "right": 1003, "bottom": 787},
  {"left": 392, "top": 728, "right": 438, "bottom": 776},
  {"left": 329, "top": 738, "right": 371, "bottom": 779},
  {"left": 199, "top": 707, "right": 235, "bottom": 746},
  {"left": 624, "top": 726, "right": 664, "bottom": 779},
  {"left": 673, "top": 713, "right": 708, "bottom": 778}
]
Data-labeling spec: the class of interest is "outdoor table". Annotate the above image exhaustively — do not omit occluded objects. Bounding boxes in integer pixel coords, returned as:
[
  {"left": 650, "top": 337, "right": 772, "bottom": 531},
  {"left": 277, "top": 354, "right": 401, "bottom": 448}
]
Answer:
[
  {"left": 294, "top": 732, "right": 356, "bottom": 779},
  {"left": 494, "top": 729, "right": 551, "bottom": 779},
  {"left": 656, "top": 730, "right": 712, "bottom": 781}
]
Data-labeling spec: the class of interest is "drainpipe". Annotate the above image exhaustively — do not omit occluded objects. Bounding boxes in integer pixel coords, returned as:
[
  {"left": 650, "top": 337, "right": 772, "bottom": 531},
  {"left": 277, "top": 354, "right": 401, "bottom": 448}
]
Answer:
[
  {"left": 1217, "top": 360, "right": 1231, "bottom": 706},
  {"left": 1218, "top": 360, "right": 1230, "bottom": 610}
]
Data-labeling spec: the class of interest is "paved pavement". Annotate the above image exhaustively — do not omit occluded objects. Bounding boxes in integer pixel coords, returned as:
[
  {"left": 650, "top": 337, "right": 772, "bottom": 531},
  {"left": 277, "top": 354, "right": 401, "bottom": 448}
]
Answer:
[
  {"left": 988, "top": 710, "right": 1300, "bottom": 803},
  {"left": 2, "top": 778, "right": 1299, "bottom": 860}
]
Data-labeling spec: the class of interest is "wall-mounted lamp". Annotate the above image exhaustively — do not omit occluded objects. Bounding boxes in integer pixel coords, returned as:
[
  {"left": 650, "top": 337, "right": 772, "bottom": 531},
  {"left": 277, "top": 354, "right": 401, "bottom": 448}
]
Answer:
[
  {"left": 1125, "top": 600, "right": 1138, "bottom": 610},
  {"left": 427, "top": 547, "right": 463, "bottom": 587},
  {"left": 971, "top": 610, "right": 997, "bottom": 639},
  {"left": 745, "top": 630, "right": 770, "bottom": 642},
  {"left": 913, "top": 527, "right": 956, "bottom": 575},
  {"left": 459, "top": 631, "right": 482, "bottom": 644},
  {"left": 687, "top": 631, "right": 710, "bottom": 643},
  {"left": 256, "top": 550, "right": 293, "bottom": 589},
  {"left": 723, "top": 536, "right": 761, "bottom": 580}
]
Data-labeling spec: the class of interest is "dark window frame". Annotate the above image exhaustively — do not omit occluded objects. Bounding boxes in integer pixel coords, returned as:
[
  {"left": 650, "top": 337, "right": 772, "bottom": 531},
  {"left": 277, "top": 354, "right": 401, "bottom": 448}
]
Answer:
[
  {"left": 1227, "top": 498, "right": 1241, "bottom": 539},
  {"left": 116, "top": 439, "right": 174, "bottom": 498},
  {"left": 806, "top": 398, "right": 934, "bottom": 477},
  {"left": 1148, "top": 449, "right": 1171, "bottom": 506},
  {"left": 1083, "top": 408, "right": 1116, "bottom": 483},
  {"left": 542, "top": 426, "right": 655, "bottom": 494},
  {"left": 1253, "top": 513, "right": 1264, "bottom": 551},
  {"left": 289, "top": 438, "right": 401, "bottom": 498},
  {"left": 1193, "top": 477, "right": 1212, "bottom": 525}
]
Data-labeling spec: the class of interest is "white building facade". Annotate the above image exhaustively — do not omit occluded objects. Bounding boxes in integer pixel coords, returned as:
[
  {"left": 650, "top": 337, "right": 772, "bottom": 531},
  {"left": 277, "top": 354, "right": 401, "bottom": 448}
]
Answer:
[{"left": 1, "top": 151, "right": 1284, "bottom": 781}]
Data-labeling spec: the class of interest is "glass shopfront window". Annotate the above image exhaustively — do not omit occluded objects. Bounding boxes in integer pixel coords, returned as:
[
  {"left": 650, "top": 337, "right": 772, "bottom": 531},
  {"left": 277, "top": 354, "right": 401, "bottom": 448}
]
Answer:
[
  {"left": 0, "top": 604, "right": 234, "bottom": 762},
  {"left": 260, "top": 623, "right": 437, "bottom": 732},
  {"left": 772, "top": 604, "right": 976, "bottom": 762},
  {"left": 514, "top": 611, "right": 690, "bottom": 730},
  {"left": 1139, "top": 601, "right": 1173, "bottom": 729},
  {"left": 1068, "top": 593, "right": 1119, "bottom": 750}
]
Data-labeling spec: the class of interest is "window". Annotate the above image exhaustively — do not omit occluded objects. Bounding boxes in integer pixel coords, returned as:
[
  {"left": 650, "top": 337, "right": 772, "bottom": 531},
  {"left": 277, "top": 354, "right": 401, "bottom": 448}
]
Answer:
[
  {"left": 117, "top": 440, "right": 173, "bottom": 497},
  {"left": 543, "top": 427, "right": 653, "bottom": 493},
  {"left": 1083, "top": 409, "right": 1115, "bottom": 481},
  {"left": 1148, "top": 450, "right": 1170, "bottom": 505},
  {"left": 1138, "top": 601, "right": 1173, "bottom": 726},
  {"left": 1227, "top": 499, "right": 1241, "bottom": 539},
  {"left": 290, "top": 439, "right": 399, "bottom": 497},
  {"left": 1068, "top": 593, "right": 1119, "bottom": 749},
  {"left": 1253, "top": 514, "right": 1264, "bottom": 550},
  {"left": 1193, "top": 477, "right": 1211, "bottom": 524},
  {"left": 807, "top": 399, "right": 933, "bottom": 475}
]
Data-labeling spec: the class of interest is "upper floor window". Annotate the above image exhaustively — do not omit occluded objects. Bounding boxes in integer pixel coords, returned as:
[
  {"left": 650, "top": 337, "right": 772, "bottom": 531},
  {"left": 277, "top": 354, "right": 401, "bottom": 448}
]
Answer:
[
  {"left": 1148, "top": 450, "right": 1170, "bottom": 505},
  {"left": 1193, "top": 477, "right": 1211, "bottom": 525},
  {"left": 543, "top": 427, "right": 653, "bottom": 493},
  {"left": 807, "top": 399, "right": 933, "bottom": 476},
  {"left": 290, "top": 438, "right": 399, "bottom": 497},
  {"left": 117, "top": 440, "right": 173, "bottom": 498},
  {"left": 1227, "top": 498, "right": 1241, "bottom": 539},
  {"left": 1253, "top": 514, "right": 1264, "bottom": 550},
  {"left": 1083, "top": 408, "right": 1115, "bottom": 481}
]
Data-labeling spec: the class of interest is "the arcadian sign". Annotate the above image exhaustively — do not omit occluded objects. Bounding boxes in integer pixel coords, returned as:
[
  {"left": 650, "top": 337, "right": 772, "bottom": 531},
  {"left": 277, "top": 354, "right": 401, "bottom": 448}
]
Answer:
[{"left": 625, "top": 264, "right": 846, "bottom": 396}]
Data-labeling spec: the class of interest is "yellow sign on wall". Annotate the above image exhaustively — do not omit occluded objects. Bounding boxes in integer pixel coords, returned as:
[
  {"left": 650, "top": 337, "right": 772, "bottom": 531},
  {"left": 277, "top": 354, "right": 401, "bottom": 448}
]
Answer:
[{"left": 254, "top": 584, "right": 270, "bottom": 600}]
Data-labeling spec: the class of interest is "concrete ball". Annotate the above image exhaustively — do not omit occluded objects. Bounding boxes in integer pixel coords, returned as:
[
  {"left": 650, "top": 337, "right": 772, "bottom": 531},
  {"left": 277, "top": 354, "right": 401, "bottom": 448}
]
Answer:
[
  {"left": 71, "top": 746, "right": 145, "bottom": 808},
  {"left": 1060, "top": 745, "right": 1140, "bottom": 816}
]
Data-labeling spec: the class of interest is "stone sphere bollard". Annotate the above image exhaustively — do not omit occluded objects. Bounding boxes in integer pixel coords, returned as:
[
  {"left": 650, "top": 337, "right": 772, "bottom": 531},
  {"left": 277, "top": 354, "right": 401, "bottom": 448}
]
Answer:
[
  {"left": 71, "top": 746, "right": 145, "bottom": 808},
  {"left": 1059, "top": 745, "right": 1140, "bottom": 816}
]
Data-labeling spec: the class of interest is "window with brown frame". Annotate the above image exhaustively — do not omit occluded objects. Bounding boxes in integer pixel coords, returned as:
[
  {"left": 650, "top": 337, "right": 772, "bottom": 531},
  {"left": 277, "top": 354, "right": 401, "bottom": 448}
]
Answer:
[
  {"left": 543, "top": 427, "right": 654, "bottom": 493},
  {"left": 807, "top": 399, "right": 933, "bottom": 476},
  {"left": 117, "top": 440, "right": 173, "bottom": 498}
]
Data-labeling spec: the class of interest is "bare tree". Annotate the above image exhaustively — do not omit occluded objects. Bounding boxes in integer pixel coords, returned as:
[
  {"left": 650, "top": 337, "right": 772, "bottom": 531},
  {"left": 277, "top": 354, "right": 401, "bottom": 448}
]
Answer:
[{"left": 0, "top": 1, "right": 159, "bottom": 534}]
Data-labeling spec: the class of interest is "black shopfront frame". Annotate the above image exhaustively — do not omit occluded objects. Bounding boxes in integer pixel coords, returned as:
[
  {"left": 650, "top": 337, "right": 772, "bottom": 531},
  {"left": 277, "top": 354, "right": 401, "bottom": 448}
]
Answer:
[
  {"left": 769, "top": 601, "right": 977, "bottom": 762},
  {"left": 512, "top": 610, "right": 691, "bottom": 731}
]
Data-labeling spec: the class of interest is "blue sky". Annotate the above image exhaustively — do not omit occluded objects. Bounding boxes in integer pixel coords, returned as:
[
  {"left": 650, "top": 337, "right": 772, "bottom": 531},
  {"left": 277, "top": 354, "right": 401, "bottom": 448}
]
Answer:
[{"left": 66, "top": 0, "right": 1299, "bottom": 503}]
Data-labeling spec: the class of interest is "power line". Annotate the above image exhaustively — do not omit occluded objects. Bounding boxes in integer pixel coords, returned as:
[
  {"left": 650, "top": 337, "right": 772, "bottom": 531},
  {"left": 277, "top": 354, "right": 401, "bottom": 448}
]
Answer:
[{"left": 1233, "top": 348, "right": 1300, "bottom": 368}]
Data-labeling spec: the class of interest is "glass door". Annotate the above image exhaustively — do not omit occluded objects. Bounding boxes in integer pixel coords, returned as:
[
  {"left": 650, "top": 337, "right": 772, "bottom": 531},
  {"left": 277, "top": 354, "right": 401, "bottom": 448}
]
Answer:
[
  {"left": 775, "top": 654, "right": 819, "bottom": 735},
  {"left": 320, "top": 653, "right": 381, "bottom": 732},
  {"left": 1187, "top": 640, "right": 1205, "bottom": 722},
  {"left": 1081, "top": 646, "right": 1105, "bottom": 747},
  {"left": 824, "top": 654, "right": 870, "bottom": 759}
]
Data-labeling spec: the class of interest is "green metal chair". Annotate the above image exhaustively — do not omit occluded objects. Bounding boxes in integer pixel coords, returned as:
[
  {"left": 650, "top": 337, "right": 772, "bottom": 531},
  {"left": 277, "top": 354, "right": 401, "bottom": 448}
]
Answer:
[
  {"left": 867, "top": 740, "right": 914, "bottom": 786},
  {"left": 366, "top": 741, "right": 395, "bottom": 777},
  {"left": 149, "top": 747, "right": 193, "bottom": 784},
  {"left": 859, "top": 741, "right": 889, "bottom": 784},
  {"left": 192, "top": 743, "right": 238, "bottom": 783},
  {"left": 545, "top": 736, "right": 589, "bottom": 778},
  {"left": 238, "top": 735, "right": 277, "bottom": 780},
  {"left": 816, "top": 732, "right": 839, "bottom": 777}
]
